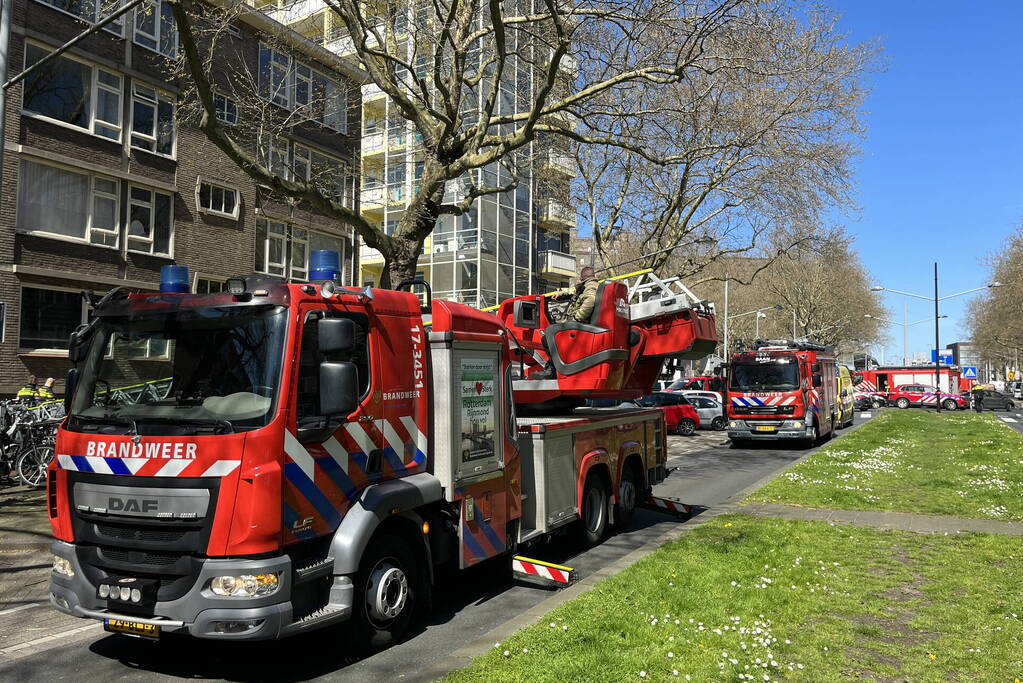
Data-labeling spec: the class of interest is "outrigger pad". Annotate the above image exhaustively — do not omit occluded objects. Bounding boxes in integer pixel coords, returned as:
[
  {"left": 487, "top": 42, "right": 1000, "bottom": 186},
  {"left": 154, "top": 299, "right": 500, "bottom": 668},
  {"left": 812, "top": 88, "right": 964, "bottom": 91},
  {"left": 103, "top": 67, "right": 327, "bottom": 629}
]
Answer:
[
  {"left": 642, "top": 496, "right": 700, "bottom": 519},
  {"left": 511, "top": 556, "right": 577, "bottom": 589}
]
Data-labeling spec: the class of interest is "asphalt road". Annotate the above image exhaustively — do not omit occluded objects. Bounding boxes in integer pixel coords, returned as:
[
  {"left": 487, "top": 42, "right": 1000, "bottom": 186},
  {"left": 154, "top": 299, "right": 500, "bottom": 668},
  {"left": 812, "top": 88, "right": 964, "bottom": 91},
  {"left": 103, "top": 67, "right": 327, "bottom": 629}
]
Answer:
[{"left": 0, "top": 413, "right": 873, "bottom": 682}]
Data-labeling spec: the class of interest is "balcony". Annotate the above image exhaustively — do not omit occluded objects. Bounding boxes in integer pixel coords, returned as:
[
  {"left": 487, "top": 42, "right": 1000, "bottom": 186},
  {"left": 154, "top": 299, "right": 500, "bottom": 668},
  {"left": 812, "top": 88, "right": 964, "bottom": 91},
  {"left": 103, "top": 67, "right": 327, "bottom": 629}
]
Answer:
[
  {"left": 360, "top": 244, "right": 384, "bottom": 263},
  {"left": 323, "top": 27, "right": 380, "bottom": 55},
  {"left": 538, "top": 198, "right": 575, "bottom": 229},
  {"left": 361, "top": 187, "right": 385, "bottom": 212},
  {"left": 263, "top": 0, "right": 326, "bottom": 25},
  {"left": 539, "top": 250, "right": 577, "bottom": 280},
  {"left": 362, "top": 132, "right": 385, "bottom": 156},
  {"left": 539, "top": 150, "right": 575, "bottom": 177}
]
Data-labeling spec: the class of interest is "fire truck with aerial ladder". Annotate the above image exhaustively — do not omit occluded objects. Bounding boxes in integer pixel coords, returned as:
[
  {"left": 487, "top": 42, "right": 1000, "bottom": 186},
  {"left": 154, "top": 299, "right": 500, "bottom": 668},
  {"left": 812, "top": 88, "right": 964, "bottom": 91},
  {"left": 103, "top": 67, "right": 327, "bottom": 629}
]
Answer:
[
  {"left": 46, "top": 257, "right": 716, "bottom": 646},
  {"left": 725, "top": 340, "right": 842, "bottom": 446}
]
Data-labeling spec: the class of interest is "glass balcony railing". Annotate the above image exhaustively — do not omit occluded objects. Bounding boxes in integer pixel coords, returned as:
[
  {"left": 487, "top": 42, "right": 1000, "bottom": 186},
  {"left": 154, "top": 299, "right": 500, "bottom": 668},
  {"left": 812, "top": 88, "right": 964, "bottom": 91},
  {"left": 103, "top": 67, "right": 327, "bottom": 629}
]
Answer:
[
  {"left": 539, "top": 250, "right": 577, "bottom": 279},
  {"left": 540, "top": 150, "right": 576, "bottom": 176},
  {"left": 538, "top": 199, "right": 576, "bottom": 227}
]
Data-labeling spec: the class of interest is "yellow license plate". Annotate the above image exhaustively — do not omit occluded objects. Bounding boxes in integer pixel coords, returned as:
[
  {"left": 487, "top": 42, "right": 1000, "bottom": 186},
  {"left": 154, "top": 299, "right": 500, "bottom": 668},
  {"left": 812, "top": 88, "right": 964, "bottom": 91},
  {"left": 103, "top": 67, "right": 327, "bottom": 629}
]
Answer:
[
  {"left": 754, "top": 425, "right": 776, "bottom": 432},
  {"left": 104, "top": 618, "right": 160, "bottom": 639}
]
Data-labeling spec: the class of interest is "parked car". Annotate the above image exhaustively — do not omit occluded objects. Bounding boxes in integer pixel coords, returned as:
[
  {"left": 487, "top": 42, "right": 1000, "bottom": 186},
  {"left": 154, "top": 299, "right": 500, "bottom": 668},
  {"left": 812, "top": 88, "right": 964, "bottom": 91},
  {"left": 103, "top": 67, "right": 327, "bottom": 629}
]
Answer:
[
  {"left": 1005, "top": 380, "right": 1022, "bottom": 400},
  {"left": 686, "top": 395, "right": 727, "bottom": 430},
  {"left": 631, "top": 392, "right": 701, "bottom": 435},
  {"left": 973, "top": 389, "right": 1016, "bottom": 412},
  {"left": 888, "top": 384, "right": 966, "bottom": 411},
  {"left": 677, "top": 389, "right": 724, "bottom": 404},
  {"left": 667, "top": 376, "right": 715, "bottom": 392}
]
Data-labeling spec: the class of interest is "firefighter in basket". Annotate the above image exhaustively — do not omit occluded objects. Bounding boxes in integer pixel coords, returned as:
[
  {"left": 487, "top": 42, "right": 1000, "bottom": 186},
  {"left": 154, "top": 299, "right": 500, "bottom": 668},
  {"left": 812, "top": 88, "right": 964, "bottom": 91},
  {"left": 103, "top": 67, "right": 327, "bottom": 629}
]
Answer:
[{"left": 533, "top": 267, "right": 600, "bottom": 380}]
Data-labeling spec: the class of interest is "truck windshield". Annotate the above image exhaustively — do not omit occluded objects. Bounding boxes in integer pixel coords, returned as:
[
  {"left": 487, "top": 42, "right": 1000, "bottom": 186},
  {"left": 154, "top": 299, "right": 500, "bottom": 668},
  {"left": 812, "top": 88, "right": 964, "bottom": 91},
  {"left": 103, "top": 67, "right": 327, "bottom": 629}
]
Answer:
[
  {"left": 69, "top": 305, "right": 287, "bottom": 434},
  {"left": 729, "top": 362, "right": 800, "bottom": 392}
]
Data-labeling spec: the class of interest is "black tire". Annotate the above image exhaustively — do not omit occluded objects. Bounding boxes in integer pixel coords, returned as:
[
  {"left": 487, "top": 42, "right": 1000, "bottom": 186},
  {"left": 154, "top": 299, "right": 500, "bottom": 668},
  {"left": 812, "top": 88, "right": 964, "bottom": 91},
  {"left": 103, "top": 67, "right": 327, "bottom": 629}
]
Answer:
[
  {"left": 942, "top": 399, "right": 957, "bottom": 411},
  {"left": 614, "top": 463, "right": 640, "bottom": 531},
  {"left": 576, "top": 473, "right": 608, "bottom": 548},
  {"left": 711, "top": 416, "right": 727, "bottom": 431},
  {"left": 895, "top": 398, "right": 910, "bottom": 409},
  {"left": 17, "top": 445, "right": 53, "bottom": 488},
  {"left": 347, "top": 534, "right": 421, "bottom": 652},
  {"left": 676, "top": 418, "right": 696, "bottom": 436},
  {"left": 872, "top": 399, "right": 884, "bottom": 409},
  {"left": 1007, "top": 402, "right": 1016, "bottom": 411}
]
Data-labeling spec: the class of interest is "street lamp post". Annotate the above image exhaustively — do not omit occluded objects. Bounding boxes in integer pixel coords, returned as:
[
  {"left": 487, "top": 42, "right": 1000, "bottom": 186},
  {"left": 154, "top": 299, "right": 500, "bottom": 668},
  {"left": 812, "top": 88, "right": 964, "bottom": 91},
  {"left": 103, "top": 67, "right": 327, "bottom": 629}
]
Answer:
[
  {"left": 727, "top": 304, "right": 783, "bottom": 348},
  {"left": 755, "top": 311, "right": 767, "bottom": 338},
  {"left": 871, "top": 267, "right": 1002, "bottom": 413},
  {"left": 864, "top": 312, "right": 948, "bottom": 366}
]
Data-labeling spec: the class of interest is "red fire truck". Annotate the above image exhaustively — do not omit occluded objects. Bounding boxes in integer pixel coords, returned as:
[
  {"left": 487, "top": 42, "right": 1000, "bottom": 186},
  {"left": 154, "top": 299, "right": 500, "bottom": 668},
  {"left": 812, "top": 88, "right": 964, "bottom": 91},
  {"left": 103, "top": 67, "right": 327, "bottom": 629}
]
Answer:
[
  {"left": 46, "top": 262, "right": 715, "bottom": 645},
  {"left": 853, "top": 366, "right": 962, "bottom": 397},
  {"left": 725, "top": 341, "right": 839, "bottom": 446}
]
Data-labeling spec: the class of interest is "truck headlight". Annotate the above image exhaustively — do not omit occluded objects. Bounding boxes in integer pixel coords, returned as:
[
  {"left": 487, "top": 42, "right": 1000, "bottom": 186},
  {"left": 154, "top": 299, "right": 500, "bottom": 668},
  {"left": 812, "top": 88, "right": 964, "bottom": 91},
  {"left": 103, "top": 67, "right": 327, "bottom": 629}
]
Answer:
[
  {"left": 210, "top": 573, "right": 280, "bottom": 597},
  {"left": 52, "top": 556, "right": 75, "bottom": 578},
  {"left": 791, "top": 420, "right": 805, "bottom": 429},
  {"left": 729, "top": 421, "right": 739, "bottom": 428}
]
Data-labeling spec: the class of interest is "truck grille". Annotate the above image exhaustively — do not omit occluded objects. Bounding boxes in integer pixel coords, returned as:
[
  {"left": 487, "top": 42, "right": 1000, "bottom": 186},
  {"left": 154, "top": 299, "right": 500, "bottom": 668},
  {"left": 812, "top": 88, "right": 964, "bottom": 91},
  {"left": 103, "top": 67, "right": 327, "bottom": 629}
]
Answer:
[{"left": 66, "top": 471, "right": 221, "bottom": 602}]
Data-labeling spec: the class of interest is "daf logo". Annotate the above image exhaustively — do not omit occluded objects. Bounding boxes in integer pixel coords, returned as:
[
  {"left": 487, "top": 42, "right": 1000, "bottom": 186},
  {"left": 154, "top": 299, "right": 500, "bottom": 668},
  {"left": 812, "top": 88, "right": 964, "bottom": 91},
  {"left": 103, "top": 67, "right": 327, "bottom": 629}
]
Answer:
[{"left": 108, "top": 497, "right": 159, "bottom": 513}]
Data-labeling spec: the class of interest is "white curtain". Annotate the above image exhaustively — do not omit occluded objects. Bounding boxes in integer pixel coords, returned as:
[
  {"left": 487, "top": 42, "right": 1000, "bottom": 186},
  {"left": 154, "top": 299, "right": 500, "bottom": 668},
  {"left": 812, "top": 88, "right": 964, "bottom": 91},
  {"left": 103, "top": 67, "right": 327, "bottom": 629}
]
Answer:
[{"left": 17, "top": 160, "right": 89, "bottom": 239}]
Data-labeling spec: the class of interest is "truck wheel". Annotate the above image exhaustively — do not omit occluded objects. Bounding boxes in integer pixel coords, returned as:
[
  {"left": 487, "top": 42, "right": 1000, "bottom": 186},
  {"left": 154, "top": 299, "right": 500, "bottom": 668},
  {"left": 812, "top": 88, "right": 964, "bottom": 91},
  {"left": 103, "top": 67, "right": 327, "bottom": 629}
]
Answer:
[
  {"left": 614, "top": 464, "right": 639, "bottom": 531},
  {"left": 576, "top": 473, "right": 608, "bottom": 548},
  {"left": 711, "top": 416, "right": 727, "bottom": 431},
  {"left": 895, "top": 398, "right": 910, "bottom": 409},
  {"left": 941, "top": 399, "right": 957, "bottom": 411},
  {"left": 676, "top": 419, "right": 696, "bottom": 436},
  {"left": 349, "top": 535, "right": 420, "bottom": 651}
]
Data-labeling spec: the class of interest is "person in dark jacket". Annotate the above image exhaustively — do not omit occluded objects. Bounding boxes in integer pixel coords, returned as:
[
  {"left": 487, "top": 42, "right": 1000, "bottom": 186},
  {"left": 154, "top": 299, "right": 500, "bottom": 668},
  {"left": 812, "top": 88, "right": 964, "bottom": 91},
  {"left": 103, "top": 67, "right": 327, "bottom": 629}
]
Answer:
[{"left": 972, "top": 386, "right": 985, "bottom": 413}]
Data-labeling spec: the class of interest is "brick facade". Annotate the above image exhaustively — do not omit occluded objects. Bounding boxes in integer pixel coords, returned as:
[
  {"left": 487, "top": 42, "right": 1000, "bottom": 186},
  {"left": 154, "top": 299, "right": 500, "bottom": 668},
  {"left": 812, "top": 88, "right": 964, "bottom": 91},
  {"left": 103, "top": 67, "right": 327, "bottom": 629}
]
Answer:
[{"left": 0, "top": 0, "right": 362, "bottom": 394}]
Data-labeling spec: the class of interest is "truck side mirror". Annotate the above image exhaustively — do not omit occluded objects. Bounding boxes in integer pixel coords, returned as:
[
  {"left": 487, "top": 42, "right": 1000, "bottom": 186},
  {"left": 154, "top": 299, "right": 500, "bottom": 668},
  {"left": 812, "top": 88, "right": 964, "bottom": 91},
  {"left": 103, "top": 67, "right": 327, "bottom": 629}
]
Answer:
[
  {"left": 513, "top": 299, "right": 540, "bottom": 329},
  {"left": 811, "top": 362, "right": 822, "bottom": 374},
  {"left": 64, "top": 368, "right": 78, "bottom": 413},
  {"left": 319, "top": 318, "right": 355, "bottom": 354},
  {"left": 320, "top": 361, "right": 359, "bottom": 417},
  {"left": 68, "top": 323, "right": 93, "bottom": 364},
  {"left": 813, "top": 374, "right": 823, "bottom": 388}
]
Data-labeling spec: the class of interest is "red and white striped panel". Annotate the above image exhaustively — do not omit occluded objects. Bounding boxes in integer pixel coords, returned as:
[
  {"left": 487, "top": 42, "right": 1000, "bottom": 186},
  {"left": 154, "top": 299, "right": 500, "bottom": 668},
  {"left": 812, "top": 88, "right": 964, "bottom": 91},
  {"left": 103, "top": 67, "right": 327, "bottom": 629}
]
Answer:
[
  {"left": 647, "top": 496, "right": 692, "bottom": 515},
  {"left": 855, "top": 379, "right": 877, "bottom": 392},
  {"left": 512, "top": 557, "right": 573, "bottom": 584},
  {"left": 56, "top": 454, "right": 240, "bottom": 477}
]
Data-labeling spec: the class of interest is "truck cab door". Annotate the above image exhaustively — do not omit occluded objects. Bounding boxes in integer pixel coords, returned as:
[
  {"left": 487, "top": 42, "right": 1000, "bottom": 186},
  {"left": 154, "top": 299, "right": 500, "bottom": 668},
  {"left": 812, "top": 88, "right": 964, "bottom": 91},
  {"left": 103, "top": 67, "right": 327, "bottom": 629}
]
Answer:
[{"left": 282, "top": 307, "right": 378, "bottom": 543}]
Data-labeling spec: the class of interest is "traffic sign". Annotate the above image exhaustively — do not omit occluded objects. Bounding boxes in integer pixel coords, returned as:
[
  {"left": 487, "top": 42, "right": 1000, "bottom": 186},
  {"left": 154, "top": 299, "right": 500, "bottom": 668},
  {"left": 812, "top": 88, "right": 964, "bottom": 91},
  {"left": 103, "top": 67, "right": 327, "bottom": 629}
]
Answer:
[
  {"left": 962, "top": 366, "right": 978, "bottom": 379},
  {"left": 1010, "top": 370, "right": 1017, "bottom": 381}
]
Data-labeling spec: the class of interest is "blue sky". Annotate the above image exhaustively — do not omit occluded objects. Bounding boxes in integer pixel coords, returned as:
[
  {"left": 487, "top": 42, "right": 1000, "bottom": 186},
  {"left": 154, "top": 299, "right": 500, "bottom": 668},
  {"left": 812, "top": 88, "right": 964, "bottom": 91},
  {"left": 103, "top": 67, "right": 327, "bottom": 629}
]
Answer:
[{"left": 830, "top": 0, "right": 1023, "bottom": 362}]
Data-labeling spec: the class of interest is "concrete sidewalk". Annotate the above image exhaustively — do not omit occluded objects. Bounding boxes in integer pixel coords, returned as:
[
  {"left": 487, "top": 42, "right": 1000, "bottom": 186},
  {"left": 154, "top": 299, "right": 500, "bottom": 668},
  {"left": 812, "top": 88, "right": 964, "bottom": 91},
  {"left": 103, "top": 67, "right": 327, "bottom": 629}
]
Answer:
[{"left": 0, "top": 483, "right": 86, "bottom": 655}]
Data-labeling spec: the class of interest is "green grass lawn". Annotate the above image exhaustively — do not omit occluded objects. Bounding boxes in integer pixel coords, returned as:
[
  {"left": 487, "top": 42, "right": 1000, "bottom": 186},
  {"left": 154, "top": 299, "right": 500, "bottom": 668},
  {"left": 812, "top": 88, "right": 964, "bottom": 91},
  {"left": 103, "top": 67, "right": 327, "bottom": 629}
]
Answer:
[
  {"left": 445, "top": 515, "right": 1023, "bottom": 682},
  {"left": 744, "top": 410, "right": 1023, "bottom": 520}
]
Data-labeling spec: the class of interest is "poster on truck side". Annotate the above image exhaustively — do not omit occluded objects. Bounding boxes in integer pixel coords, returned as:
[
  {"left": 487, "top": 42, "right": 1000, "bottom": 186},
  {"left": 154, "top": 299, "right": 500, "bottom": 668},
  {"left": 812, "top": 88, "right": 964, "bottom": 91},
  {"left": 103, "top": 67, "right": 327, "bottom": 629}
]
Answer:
[{"left": 460, "top": 358, "right": 496, "bottom": 462}]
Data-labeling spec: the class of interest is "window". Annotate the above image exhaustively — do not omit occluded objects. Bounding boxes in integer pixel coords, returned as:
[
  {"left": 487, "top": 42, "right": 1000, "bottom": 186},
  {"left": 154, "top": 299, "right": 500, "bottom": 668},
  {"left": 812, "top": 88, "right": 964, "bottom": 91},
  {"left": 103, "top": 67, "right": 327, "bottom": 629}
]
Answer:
[
  {"left": 255, "top": 219, "right": 346, "bottom": 281},
  {"left": 260, "top": 138, "right": 291, "bottom": 178},
  {"left": 197, "top": 180, "right": 239, "bottom": 218},
  {"left": 34, "top": 0, "right": 125, "bottom": 35},
  {"left": 23, "top": 43, "right": 123, "bottom": 141},
  {"left": 19, "top": 287, "right": 86, "bottom": 351},
  {"left": 257, "top": 44, "right": 347, "bottom": 133},
  {"left": 134, "top": 0, "right": 177, "bottom": 57},
  {"left": 294, "top": 143, "right": 354, "bottom": 206},
  {"left": 131, "top": 83, "right": 175, "bottom": 156},
  {"left": 127, "top": 186, "right": 173, "bottom": 256},
  {"left": 213, "top": 93, "right": 238, "bottom": 125},
  {"left": 17, "top": 159, "right": 120, "bottom": 247},
  {"left": 194, "top": 276, "right": 225, "bottom": 294},
  {"left": 296, "top": 311, "right": 370, "bottom": 434}
]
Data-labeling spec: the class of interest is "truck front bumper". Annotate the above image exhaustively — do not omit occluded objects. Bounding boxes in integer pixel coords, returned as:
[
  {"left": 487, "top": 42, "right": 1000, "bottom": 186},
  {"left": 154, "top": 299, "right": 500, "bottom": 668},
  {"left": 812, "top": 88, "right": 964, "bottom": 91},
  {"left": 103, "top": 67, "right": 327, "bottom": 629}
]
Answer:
[
  {"left": 727, "top": 419, "right": 812, "bottom": 441},
  {"left": 48, "top": 540, "right": 353, "bottom": 640}
]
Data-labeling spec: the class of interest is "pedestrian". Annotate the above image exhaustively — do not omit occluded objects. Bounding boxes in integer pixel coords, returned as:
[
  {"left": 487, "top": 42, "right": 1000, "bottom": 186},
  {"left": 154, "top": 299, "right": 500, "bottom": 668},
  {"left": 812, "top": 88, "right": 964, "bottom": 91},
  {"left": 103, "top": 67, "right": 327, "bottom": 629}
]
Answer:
[
  {"left": 972, "top": 386, "right": 984, "bottom": 413},
  {"left": 40, "top": 378, "right": 56, "bottom": 400}
]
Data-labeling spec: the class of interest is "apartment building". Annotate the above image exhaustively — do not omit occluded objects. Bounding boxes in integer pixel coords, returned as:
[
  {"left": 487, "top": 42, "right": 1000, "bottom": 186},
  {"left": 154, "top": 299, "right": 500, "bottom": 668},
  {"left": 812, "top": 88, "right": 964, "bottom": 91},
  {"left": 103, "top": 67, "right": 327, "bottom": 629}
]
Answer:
[
  {"left": 0, "top": 0, "right": 362, "bottom": 393},
  {"left": 250, "top": 0, "right": 579, "bottom": 309}
]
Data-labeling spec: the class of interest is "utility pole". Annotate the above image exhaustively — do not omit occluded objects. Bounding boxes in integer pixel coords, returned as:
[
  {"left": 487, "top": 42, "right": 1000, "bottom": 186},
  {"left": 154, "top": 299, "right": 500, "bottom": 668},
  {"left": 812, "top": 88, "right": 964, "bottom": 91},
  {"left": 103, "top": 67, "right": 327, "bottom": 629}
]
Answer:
[
  {"left": 792, "top": 309, "right": 797, "bottom": 340},
  {"left": 902, "top": 301, "right": 908, "bottom": 365},
  {"left": 934, "top": 262, "right": 941, "bottom": 413}
]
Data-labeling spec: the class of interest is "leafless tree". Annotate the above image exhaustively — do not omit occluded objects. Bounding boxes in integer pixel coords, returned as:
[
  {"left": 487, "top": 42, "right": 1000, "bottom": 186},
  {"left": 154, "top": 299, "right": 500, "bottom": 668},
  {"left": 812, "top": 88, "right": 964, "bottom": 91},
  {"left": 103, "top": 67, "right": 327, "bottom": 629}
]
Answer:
[
  {"left": 173, "top": 0, "right": 885, "bottom": 287},
  {"left": 970, "top": 225, "right": 1023, "bottom": 368},
  {"left": 575, "top": 5, "right": 878, "bottom": 279}
]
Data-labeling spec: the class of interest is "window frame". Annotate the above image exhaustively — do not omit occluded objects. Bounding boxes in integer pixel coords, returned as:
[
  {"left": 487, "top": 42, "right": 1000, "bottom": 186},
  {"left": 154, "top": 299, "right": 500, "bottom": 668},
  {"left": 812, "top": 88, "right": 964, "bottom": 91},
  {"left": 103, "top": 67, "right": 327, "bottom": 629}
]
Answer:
[
  {"left": 16, "top": 157, "right": 122, "bottom": 249},
  {"left": 257, "top": 43, "right": 347, "bottom": 134},
  {"left": 30, "top": 0, "right": 125, "bottom": 36},
  {"left": 195, "top": 178, "right": 240, "bottom": 219},
  {"left": 22, "top": 41, "right": 125, "bottom": 142},
  {"left": 18, "top": 284, "right": 92, "bottom": 355},
  {"left": 213, "top": 93, "right": 239, "bottom": 125},
  {"left": 126, "top": 184, "right": 174, "bottom": 257},
  {"left": 255, "top": 218, "right": 347, "bottom": 282},
  {"left": 130, "top": 82, "right": 176, "bottom": 158},
  {"left": 133, "top": 0, "right": 177, "bottom": 57}
]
